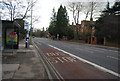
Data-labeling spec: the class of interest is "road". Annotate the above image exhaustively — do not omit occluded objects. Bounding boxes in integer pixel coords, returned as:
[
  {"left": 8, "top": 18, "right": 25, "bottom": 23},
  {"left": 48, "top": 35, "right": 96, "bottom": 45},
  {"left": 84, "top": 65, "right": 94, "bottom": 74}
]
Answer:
[{"left": 33, "top": 38, "right": 120, "bottom": 79}]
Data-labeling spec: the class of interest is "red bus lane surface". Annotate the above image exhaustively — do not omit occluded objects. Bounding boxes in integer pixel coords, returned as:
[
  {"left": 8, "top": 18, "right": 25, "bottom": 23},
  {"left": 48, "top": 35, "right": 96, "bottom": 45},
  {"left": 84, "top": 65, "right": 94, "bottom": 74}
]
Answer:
[{"left": 39, "top": 47, "right": 117, "bottom": 79}]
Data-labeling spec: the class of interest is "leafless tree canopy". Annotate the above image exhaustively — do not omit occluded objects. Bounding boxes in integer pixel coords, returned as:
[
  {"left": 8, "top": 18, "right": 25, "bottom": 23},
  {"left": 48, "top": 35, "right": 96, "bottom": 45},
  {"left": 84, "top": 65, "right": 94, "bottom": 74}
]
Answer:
[
  {"left": 67, "top": 2, "right": 104, "bottom": 23},
  {"left": 83, "top": 2, "right": 103, "bottom": 20},
  {"left": 0, "top": 0, "right": 38, "bottom": 21},
  {"left": 68, "top": 2, "right": 83, "bottom": 25}
]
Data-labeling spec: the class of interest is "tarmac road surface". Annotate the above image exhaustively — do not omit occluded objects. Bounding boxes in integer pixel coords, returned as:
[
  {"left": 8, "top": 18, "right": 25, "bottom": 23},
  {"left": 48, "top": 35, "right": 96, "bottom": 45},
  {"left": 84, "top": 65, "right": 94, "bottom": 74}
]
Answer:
[{"left": 33, "top": 38, "right": 120, "bottom": 80}]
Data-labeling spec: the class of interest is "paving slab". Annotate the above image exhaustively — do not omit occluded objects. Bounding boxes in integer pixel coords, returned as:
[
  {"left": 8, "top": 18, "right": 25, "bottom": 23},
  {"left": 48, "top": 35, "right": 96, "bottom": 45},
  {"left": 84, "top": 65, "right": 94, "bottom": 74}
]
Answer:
[
  {"left": 2, "top": 64, "right": 19, "bottom": 71},
  {"left": 13, "top": 57, "right": 47, "bottom": 79},
  {"left": 2, "top": 64, "right": 19, "bottom": 79}
]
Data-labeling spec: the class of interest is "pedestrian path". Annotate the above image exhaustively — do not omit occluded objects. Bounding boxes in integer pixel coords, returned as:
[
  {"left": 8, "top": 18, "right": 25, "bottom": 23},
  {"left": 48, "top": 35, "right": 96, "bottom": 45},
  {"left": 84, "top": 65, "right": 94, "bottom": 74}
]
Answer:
[{"left": 2, "top": 40, "right": 48, "bottom": 80}]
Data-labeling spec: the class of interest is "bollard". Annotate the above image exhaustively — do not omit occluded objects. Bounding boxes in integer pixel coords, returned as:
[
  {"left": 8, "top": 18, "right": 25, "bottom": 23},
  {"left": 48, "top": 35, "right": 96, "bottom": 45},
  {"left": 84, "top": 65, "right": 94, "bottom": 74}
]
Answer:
[{"left": 25, "top": 38, "right": 29, "bottom": 48}]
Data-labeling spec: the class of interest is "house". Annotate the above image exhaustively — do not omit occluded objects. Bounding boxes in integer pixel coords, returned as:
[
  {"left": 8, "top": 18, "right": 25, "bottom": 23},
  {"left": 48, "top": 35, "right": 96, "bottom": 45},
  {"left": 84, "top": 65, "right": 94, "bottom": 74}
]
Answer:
[{"left": 70, "top": 20, "right": 97, "bottom": 44}]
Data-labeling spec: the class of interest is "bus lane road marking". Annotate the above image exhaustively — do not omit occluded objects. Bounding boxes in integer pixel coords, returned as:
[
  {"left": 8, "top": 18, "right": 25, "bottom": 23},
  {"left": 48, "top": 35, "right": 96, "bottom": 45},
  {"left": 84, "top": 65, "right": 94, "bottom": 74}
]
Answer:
[
  {"left": 48, "top": 44, "right": 120, "bottom": 78},
  {"left": 46, "top": 52, "right": 77, "bottom": 64}
]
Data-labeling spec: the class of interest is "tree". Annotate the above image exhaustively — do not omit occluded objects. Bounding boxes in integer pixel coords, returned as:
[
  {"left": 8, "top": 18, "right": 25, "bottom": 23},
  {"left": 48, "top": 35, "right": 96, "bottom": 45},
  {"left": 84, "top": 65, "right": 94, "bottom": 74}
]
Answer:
[
  {"left": 48, "top": 8, "right": 57, "bottom": 36},
  {"left": 55, "top": 5, "right": 69, "bottom": 39},
  {"left": 95, "top": 1, "right": 120, "bottom": 44},
  {"left": 0, "top": 0, "right": 37, "bottom": 21},
  {"left": 67, "top": 2, "right": 83, "bottom": 40},
  {"left": 33, "top": 29, "right": 46, "bottom": 37},
  {"left": 103, "top": 1, "right": 120, "bottom": 15},
  {"left": 83, "top": 2, "right": 104, "bottom": 21},
  {"left": 67, "top": 28, "right": 74, "bottom": 40},
  {"left": 68, "top": 2, "right": 83, "bottom": 24},
  {"left": 67, "top": 2, "right": 103, "bottom": 22},
  {"left": 14, "top": 19, "right": 27, "bottom": 40},
  {"left": 48, "top": 5, "right": 69, "bottom": 39}
]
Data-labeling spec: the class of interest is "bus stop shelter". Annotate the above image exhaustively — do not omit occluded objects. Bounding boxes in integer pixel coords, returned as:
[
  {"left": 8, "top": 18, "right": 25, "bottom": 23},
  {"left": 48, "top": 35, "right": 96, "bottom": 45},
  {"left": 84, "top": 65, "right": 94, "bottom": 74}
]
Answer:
[{"left": 2, "top": 20, "right": 20, "bottom": 49}]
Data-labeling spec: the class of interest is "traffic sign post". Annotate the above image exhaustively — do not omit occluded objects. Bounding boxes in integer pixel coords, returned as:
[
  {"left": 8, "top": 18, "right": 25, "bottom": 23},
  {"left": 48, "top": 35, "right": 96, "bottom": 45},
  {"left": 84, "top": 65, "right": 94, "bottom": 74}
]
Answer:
[
  {"left": 24, "top": 21, "right": 29, "bottom": 48},
  {"left": 24, "top": 22, "right": 29, "bottom": 30}
]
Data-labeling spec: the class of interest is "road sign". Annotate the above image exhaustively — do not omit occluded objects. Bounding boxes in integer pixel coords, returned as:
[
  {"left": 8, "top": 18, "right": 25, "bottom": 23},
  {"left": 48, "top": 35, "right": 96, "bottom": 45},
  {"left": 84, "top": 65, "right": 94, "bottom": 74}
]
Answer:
[
  {"left": 24, "top": 22, "right": 29, "bottom": 29},
  {"left": 30, "top": 29, "right": 33, "bottom": 31}
]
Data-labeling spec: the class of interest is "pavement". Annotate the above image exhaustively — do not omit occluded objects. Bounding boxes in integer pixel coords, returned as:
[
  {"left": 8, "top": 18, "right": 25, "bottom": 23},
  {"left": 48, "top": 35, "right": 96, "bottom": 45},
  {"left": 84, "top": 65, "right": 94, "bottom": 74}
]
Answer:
[{"left": 2, "top": 40, "right": 48, "bottom": 80}]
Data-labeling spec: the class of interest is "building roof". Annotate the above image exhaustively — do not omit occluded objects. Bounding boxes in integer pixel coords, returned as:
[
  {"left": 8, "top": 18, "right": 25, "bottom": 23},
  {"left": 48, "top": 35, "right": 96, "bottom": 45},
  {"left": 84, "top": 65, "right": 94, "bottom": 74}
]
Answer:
[{"left": 2, "top": 20, "right": 21, "bottom": 28}]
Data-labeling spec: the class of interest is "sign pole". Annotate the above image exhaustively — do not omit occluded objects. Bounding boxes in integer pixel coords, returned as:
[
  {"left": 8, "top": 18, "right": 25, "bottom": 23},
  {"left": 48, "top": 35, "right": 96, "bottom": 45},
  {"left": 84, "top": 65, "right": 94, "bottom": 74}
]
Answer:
[
  {"left": 24, "top": 21, "right": 29, "bottom": 48},
  {"left": 30, "top": 0, "right": 33, "bottom": 45}
]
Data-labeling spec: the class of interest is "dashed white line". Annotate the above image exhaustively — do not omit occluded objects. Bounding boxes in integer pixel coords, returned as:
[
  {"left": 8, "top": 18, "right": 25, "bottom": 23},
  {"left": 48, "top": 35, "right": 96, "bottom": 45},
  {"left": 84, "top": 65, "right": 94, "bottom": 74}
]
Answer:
[
  {"left": 91, "top": 47, "right": 118, "bottom": 53},
  {"left": 48, "top": 44, "right": 120, "bottom": 77},
  {"left": 76, "top": 48, "right": 94, "bottom": 53},
  {"left": 86, "top": 47, "right": 104, "bottom": 53},
  {"left": 107, "top": 56, "right": 120, "bottom": 60}
]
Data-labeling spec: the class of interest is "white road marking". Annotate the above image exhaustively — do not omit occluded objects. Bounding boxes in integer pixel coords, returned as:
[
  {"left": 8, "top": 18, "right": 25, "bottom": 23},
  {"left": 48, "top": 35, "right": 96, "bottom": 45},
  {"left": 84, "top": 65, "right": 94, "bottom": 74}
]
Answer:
[
  {"left": 114, "top": 51, "right": 118, "bottom": 53},
  {"left": 50, "top": 58, "right": 58, "bottom": 64},
  {"left": 56, "top": 53, "right": 60, "bottom": 56},
  {"left": 46, "top": 52, "right": 62, "bottom": 56},
  {"left": 56, "top": 57, "right": 64, "bottom": 63},
  {"left": 66, "top": 57, "right": 77, "bottom": 62},
  {"left": 48, "top": 44, "right": 120, "bottom": 77},
  {"left": 86, "top": 47, "right": 104, "bottom": 53},
  {"left": 46, "top": 53, "right": 50, "bottom": 56},
  {"left": 91, "top": 47, "right": 118, "bottom": 53},
  {"left": 46, "top": 52, "right": 77, "bottom": 63},
  {"left": 108, "top": 50, "right": 118, "bottom": 53},
  {"left": 62, "top": 57, "right": 69, "bottom": 62},
  {"left": 76, "top": 48, "right": 94, "bottom": 53},
  {"left": 107, "top": 56, "right": 120, "bottom": 60},
  {"left": 34, "top": 43, "right": 64, "bottom": 80},
  {"left": 50, "top": 53, "right": 56, "bottom": 56}
]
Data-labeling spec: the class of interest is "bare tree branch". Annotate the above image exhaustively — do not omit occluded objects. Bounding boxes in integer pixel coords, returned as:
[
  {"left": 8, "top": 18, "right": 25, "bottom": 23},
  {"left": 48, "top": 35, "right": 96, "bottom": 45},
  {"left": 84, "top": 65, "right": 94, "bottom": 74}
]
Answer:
[
  {"left": 68, "top": 2, "right": 83, "bottom": 25},
  {"left": 1, "top": 0, "right": 38, "bottom": 21},
  {"left": 83, "top": 2, "right": 104, "bottom": 21}
]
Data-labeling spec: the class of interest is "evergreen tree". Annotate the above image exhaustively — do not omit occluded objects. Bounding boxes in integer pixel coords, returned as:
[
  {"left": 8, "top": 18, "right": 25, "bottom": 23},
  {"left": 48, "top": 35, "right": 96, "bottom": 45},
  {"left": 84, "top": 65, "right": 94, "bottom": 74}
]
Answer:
[
  {"left": 95, "top": 1, "right": 120, "bottom": 44},
  {"left": 48, "top": 8, "right": 57, "bottom": 36},
  {"left": 55, "top": 5, "right": 69, "bottom": 39}
]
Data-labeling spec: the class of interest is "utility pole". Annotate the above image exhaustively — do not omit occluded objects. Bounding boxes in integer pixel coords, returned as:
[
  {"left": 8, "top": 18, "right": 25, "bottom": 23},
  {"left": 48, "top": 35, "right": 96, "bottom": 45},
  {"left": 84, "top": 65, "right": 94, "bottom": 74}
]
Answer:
[
  {"left": 30, "top": 0, "right": 33, "bottom": 44},
  {"left": 0, "top": 12, "right": 2, "bottom": 50},
  {"left": 90, "top": 2, "right": 93, "bottom": 44}
]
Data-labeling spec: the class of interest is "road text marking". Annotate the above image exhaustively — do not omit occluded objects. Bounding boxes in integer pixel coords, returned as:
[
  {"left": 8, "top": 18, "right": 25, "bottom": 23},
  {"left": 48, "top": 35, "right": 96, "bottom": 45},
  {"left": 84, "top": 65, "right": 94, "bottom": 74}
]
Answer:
[
  {"left": 48, "top": 44, "right": 120, "bottom": 77},
  {"left": 46, "top": 53, "right": 77, "bottom": 63},
  {"left": 56, "top": 57, "right": 64, "bottom": 63}
]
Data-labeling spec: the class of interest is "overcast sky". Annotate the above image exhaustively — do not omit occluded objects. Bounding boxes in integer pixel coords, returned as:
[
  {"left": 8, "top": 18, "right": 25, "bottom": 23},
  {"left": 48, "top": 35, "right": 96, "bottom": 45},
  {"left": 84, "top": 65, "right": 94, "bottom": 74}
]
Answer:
[
  {"left": 1, "top": 0, "right": 115, "bottom": 30},
  {"left": 32, "top": 0, "right": 115, "bottom": 30},
  {"left": 33, "top": 0, "right": 60, "bottom": 30}
]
